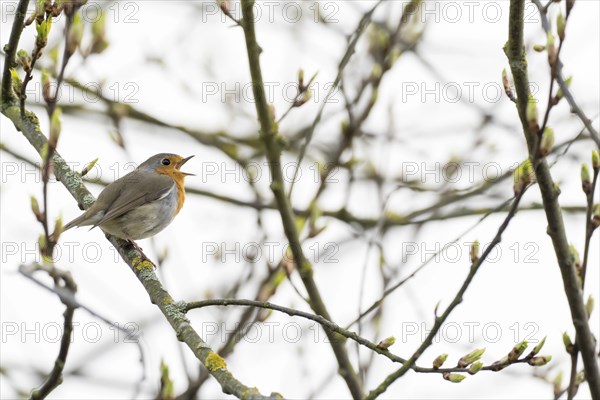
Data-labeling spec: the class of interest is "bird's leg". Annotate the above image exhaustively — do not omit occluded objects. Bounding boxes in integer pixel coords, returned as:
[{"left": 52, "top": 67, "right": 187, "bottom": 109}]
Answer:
[
  {"left": 129, "top": 239, "right": 144, "bottom": 254},
  {"left": 127, "top": 239, "right": 155, "bottom": 269}
]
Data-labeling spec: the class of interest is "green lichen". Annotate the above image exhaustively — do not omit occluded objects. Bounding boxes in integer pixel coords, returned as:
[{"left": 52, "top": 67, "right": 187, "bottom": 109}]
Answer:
[
  {"left": 164, "top": 302, "right": 189, "bottom": 323},
  {"left": 131, "top": 258, "right": 159, "bottom": 283},
  {"left": 240, "top": 387, "right": 260, "bottom": 400},
  {"left": 80, "top": 193, "right": 95, "bottom": 208},
  {"left": 134, "top": 258, "right": 154, "bottom": 270},
  {"left": 205, "top": 352, "right": 227, "bottom": 372}
]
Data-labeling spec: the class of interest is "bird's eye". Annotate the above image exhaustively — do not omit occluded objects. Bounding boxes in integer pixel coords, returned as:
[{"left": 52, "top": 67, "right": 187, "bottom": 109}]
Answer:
[{"left": 161, "top": 159, "right": 171, "bottom": 166}]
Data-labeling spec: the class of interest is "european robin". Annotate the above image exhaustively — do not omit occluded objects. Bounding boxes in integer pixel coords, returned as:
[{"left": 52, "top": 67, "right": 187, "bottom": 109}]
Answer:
[{"left": 63, "top": 153, "right": 194, "bottom": 246}]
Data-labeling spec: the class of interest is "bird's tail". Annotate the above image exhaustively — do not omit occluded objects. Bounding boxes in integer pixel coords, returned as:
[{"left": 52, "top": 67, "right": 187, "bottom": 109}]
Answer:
[{"left": 63, "top": 211, "right": 92, "bottom": 231}]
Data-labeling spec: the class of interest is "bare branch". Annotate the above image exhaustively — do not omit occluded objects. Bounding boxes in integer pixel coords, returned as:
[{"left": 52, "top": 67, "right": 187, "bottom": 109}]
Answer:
[{"left": 365, "top": 187, "right": 529, "bottom": 399}]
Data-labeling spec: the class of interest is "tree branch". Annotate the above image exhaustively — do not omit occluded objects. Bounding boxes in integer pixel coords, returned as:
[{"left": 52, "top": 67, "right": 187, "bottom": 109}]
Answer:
[
  {"left": 530, "top": 0, "right": 600, "bottom": 148},
  {"left": 19, "top": 264, "right": 77, "bottom": 400},
  {"left": 185, "top": 297, "right": 545, "bottom": 376},
  {"left": 1, "top": 0, "right": 29, "bottom": 104},
  {"left": 239, "top": 1, "right": 363, "bottom": 397},
  {"left": 505, "top": 1, "right": 600, "bottom": 398},
  {"left": 287, "top": 0, "right": 384, "bottom": 196}
]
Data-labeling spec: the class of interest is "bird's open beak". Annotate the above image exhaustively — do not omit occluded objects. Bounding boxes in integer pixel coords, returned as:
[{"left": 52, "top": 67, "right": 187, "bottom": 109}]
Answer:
[{"left": 177, "top": 155, "right": 195, "bottom": 176}]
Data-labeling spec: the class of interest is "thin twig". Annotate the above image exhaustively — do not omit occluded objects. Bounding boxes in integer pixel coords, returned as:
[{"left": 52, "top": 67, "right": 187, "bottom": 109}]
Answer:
[
  {"left": 287, "top": 0, "right": 384, "bottom": 197},
  {"left": 365, "top": 186, "right": 529, "bottom": 399},
  {"left": 567, "top": 163, "right": 599, "bottom": 399},
  {"left": 240, "top": 0, "right": 363, "bottom": 396},
  {"left": 19, "top": 264, "right": 77, "bottom": 400},
  {"left": 531, "top": 0, "right": 600, "bottom": 148},
  {"left": 185, "top": 297, "right": 541, "bottom": 376}
]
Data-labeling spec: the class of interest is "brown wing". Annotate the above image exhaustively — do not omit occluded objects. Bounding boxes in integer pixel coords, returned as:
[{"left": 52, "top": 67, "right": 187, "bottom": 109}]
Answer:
[{"left": 91, "top": 170, "right": 175, "bottom": 228}]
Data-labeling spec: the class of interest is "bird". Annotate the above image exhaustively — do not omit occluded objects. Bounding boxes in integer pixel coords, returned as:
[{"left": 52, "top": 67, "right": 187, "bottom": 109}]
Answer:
[{"left": 63, "top": 153, "right": 194, "bottom": 248}]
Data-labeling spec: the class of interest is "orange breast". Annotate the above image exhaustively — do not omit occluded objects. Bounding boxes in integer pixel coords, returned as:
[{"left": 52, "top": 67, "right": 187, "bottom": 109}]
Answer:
[
  {"left": 155, "top": 167, "right": 187, "bottom": 214},
  {"left": 174, "top": 175, "right": 185, "bottom": 214}
]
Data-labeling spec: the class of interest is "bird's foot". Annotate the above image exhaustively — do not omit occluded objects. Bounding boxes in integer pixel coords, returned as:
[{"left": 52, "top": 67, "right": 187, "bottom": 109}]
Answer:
[{"left": 128, "top": 240, "right": 154, "bottom": 269}]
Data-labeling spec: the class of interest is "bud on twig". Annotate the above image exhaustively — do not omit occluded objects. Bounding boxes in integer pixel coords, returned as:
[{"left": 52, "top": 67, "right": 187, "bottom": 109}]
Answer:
[
  {"left": 539, "top": 127, "right": 554, "bottom": 157},
  {"left": 586, "top": 295, "right": 594, "bottom": 319},
  {"left": 218, "top": 0, "right": 230, "bottom": 14},
  {"left": 10, "top": 68, "right": 22, "bottom": 97},
  {"left": 41, "top": 69, "right": 52, "bottom": 103},
  {"left": 91, "top": 13, "right": 108, "bottom": 54},
  {"left": 49, "top": 108, "right": 62, "bottom": 151},
  {"left": 581, "top": 163, "right": 591, "bottom": 194},
  {"left": 159, "top": 359, "right": 174, "bottom": 400},
  {"left": 528, "top": 355, "right": 552, "bottom": 366},
  {"left": 377, "top": 336, "right": 396, "bottom": 350},
  {"left": 372, "top": 63, "right": 383, "bottom": 79},
  {"left": 592, "top": 150, "right": 600, "bottom": 171},
  {"left": 593, "top": 204, "right": 600, "bottom": 229},
  {"left": 557, "top": 13, "right": 566, "bottom": 41},
  {"left": 458, "top": 348, "right": 485, "bottom": 368},
  {"left": 491, "top": 356, "right": 509, "bottom": 371},
  {"left": 67, "top": 13, "right": 83, "bottom": 55},
  {"left": 526, "top": 94, "right": 539, "bottom": 132},
  {"left": 31, "top": 0, "right": 46, "bottom": 24},
  {"left": 268, "top": 104, "right": 276, "bottom": 122},
  {"left": 568, "top": 245, "right": 580, "bottom": 268},
  {"left": 556, "top": 76, "right": 572, "bottom": 101},
  {"left": 563, "top": 331, "right": 574, "bottom": 354},
  {"left": 53, "top": 215, "right": 63, "bottom": 241},
  {"left": 294, "top": 89, "right": 313, "bottom": 107},
  {"left": 468, "top": 361, "right": 483, "bottom": 374},
  {"left": 16, "top": 49, "right": 32, "bottom": 72},
  {"left": 513, "top": 160, "right": 534, "bottom": 194},
  {"left": 38, "top": 234, "right": 47, "bottom": 252},
  {"left": 546, "top": 32, "right": 557, "bottom": 66},
  {"left": 508, "top": 340, "right": 528, "bottom": 361},
  {"left": 528, "top": 336, "right": 547, "bottom": 357},
  {"left": 308, "top": 202, "right": 325, "bottom": 238},
  {"left": 470, "top": 241, "right": 479, "bottom": 264},
  {"left": 35, "top": 19, "right": 52, "bottom": 48},
  {"left": 306, "top": 72, "right": 318, "bottom": 88},
  {"left": 297, "top": 69, "right": 305, "bottom": 89},
  {"left": 40, "top": 143, "right": 49, "bottom": 165},
  {"left": 502, "top": 68, "right": 516, "bottom": 102},
  {"left": 553, "top": 371, "right": 564, "bottom": 398},
  {"left": 442, "top": 372, "right": 466, "bottom": 383},
  {"left": 31, "top": 196, "right": 43, "bottom": 222},
  {"left": 533, "top": 44, "right": 546, "bottom": 52},
  {"left": 51, "top": 0, "right": 64, "bottom": 17},
  {"left": 433, "top": 353, "right": 448, "bottom": 369},
  {"left": 81, "top": 157, "right": 99, "bottom": 177}
]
